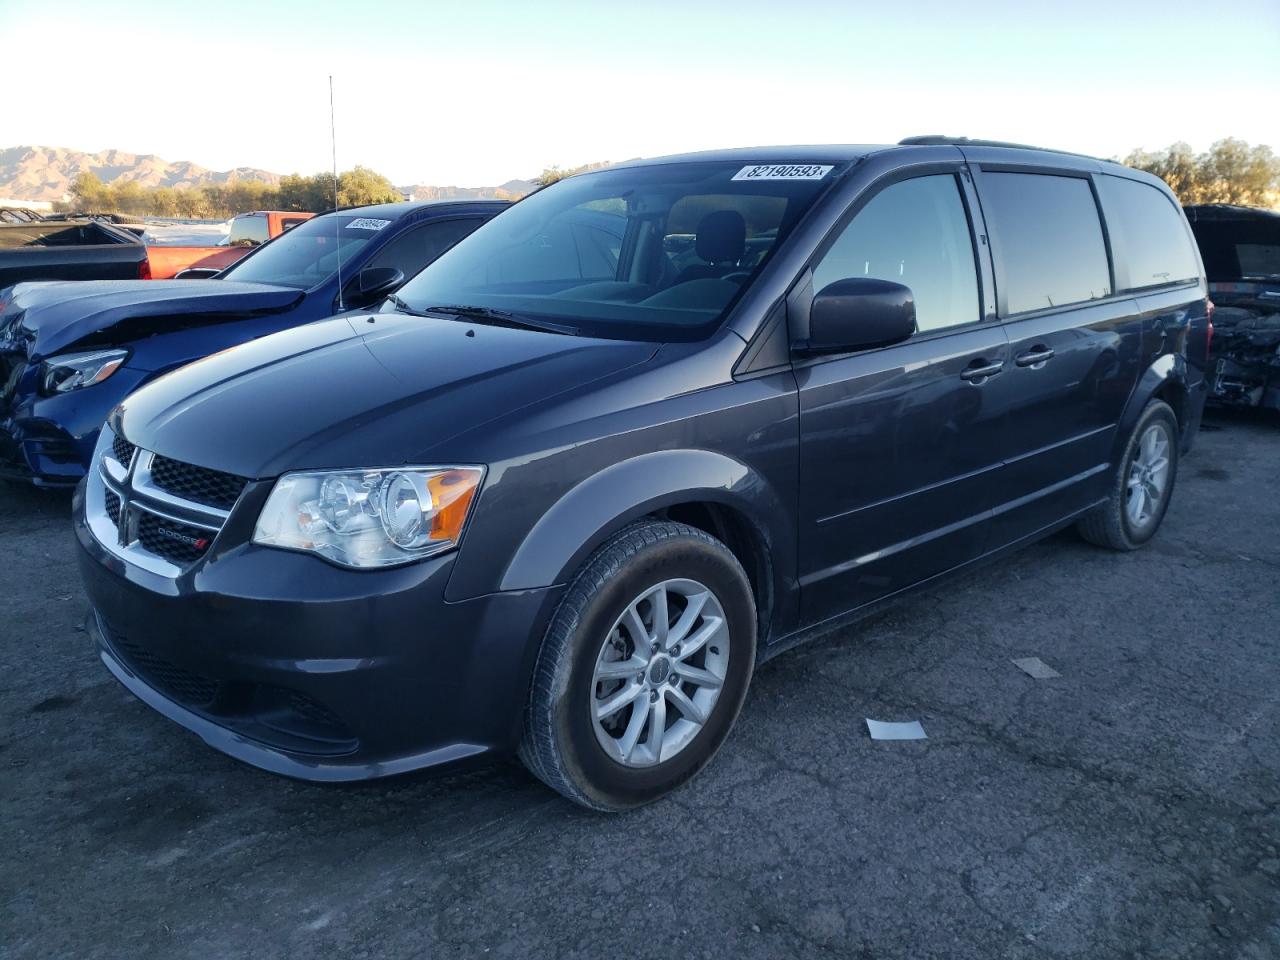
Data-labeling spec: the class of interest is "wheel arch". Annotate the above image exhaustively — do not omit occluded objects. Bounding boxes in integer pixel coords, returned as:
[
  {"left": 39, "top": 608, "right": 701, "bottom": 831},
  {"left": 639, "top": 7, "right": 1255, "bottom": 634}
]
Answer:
[
  {"left": 498, "top": 449, "right": 788, "bottom": 642},
  {"left": 1113, "top": 353, "right": 1190, "bottom": 463}
]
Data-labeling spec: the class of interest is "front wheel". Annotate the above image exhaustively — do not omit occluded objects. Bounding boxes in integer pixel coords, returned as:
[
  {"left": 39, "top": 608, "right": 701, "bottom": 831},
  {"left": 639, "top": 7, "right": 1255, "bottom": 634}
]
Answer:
[
  {"left": 519, "top": 520, "right": 757, "bottom": 811},
  {"left": 1077, "top": 400, "right": 1180, "bottom": 550}
]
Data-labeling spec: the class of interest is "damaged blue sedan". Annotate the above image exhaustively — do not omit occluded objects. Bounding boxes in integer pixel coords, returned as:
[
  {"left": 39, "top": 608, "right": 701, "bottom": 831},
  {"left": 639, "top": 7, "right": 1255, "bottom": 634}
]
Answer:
[{"left": 0, "top": 201, "right": 503, "bottom": 485}]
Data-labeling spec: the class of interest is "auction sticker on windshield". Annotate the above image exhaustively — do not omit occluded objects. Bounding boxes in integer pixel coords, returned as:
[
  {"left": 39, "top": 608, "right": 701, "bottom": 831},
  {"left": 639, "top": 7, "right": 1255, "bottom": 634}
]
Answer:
[
  {"left": 346, "top": 218, "right": 392, "bottom": 231},
  {"left": 732, "top": 164, "right": 833, "bottom": 181}
]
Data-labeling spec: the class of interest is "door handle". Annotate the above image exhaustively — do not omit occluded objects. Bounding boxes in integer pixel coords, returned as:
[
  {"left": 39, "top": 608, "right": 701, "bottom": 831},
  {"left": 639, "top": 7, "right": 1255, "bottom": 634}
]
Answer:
[
  {"left": 960, "top": 360, "right": 1004, "bottom": 382},
  {"left": 1015, "top": 346, "right": 1056, "bottom": 367}
]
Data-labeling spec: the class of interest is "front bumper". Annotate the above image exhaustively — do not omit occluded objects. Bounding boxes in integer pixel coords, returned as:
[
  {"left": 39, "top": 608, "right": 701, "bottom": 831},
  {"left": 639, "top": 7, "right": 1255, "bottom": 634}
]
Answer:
[
  {"left": 0, "top": 364, "right": 151, "bottom": 486},
  {"left": 75, "top": 482, "right": 563, "bottom": 781}
]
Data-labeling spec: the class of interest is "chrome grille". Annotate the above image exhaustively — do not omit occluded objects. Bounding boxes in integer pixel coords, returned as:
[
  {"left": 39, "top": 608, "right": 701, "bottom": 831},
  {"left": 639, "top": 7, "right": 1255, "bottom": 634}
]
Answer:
[
  {"left": 136, "top": 511, "right": 214, "bottom": 565},
  {"left": 150, "top": 455, "right": 247, "bottom": 510},
  {"left": 104, "top": 488, "right": 121, "bottom": 525},
  {"left": 87, "top": 427, "right": 237, "bottom": 577},
  {"left": 111, "top": 433, "right": 136, "bottom": 468}
]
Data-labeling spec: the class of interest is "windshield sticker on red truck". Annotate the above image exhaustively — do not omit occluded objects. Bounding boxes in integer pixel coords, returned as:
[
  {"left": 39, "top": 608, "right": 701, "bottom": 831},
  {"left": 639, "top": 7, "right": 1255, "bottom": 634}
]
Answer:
[
  {"left": 346, "top": 218, "right": 393, "bottom": 231},
  {"left": 732, "top": 164, "right": 833, "bottom": 181}
]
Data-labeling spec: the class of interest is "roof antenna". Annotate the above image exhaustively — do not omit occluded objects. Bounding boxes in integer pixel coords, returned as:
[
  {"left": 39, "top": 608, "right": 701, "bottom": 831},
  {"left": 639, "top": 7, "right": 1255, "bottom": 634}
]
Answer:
[{"left": 330, "top": 74, "right": 344, "bottom": 310}]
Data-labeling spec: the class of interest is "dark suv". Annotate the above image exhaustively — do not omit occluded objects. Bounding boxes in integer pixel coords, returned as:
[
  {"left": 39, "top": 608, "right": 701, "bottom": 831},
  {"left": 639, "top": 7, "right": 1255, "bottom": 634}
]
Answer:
[
  {"left": 1184, "top": 204, "right": 1280, "bottom": 411},
  {"left": 74, "top": 139, "right": 1212, "bottom": 810}
]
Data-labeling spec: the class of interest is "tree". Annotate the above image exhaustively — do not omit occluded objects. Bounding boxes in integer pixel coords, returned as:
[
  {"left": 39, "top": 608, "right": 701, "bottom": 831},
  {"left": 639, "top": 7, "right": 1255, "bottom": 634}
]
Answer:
[
  {"left": 337, "top": 166, "right": 401, "bottom": 207},
  {"left": 64, "top": 172, "right": 111, "bottom": 213},
  {"left": 533, "top": 161, "right": 611, "bottom": 188},
  {"left": 1124, "top": 139, "right": 1279, "bottom": 206},
  {"left": 55, "top": 164, "right": 406, "bottom": 218}
]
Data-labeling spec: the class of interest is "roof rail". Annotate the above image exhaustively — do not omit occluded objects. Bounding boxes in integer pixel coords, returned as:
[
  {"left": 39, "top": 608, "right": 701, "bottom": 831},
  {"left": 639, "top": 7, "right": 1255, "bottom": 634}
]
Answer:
[{"left": 898, "top": 135, "right": 1104, "bottom": 162}]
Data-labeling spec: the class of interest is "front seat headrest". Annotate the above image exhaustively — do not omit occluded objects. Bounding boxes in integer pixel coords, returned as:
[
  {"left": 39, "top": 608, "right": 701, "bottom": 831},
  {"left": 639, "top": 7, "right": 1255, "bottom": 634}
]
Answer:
[{"left": 695, "top": 210, "right": 746, "bottom": 264}]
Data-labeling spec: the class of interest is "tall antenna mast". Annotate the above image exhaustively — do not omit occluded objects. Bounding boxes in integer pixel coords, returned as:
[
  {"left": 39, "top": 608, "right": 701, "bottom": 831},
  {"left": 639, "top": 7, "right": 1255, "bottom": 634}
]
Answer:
[{"left": 330, "top": 75, "right": 343, "bottom": 308}]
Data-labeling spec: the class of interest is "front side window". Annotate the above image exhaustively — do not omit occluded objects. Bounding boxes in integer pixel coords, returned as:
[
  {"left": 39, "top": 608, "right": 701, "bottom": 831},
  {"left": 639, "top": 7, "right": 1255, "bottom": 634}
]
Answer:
[
  {"left": 221, "top": 214, "right": 384, "bottom": 289},
  {"left": 393, "top": 161, "right": 841, "bottom": 341},
  {"left": 981, "top": 172, "right": 1111, "bottom": 315},
  {"left": 813, "top": 174, "right": 979, "bottom": 333},
  {"left": 357, "top": 218, "right": 484, "bottom": 285},
  {"left": 1097, "top": 175, "right": 1200, "bottom": 290}
]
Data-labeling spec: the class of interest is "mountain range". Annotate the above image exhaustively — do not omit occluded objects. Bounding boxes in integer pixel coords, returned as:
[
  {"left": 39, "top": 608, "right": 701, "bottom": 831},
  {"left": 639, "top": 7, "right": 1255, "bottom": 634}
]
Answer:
[{"left": 0, "top": 145, "right": 536, "bottom": 203}]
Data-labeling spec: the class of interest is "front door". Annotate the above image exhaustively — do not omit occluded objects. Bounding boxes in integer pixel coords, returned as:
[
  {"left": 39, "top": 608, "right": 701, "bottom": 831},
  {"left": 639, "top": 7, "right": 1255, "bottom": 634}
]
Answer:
[{"left": 795, "top": 171, "right": 1009, "bottom": 625}]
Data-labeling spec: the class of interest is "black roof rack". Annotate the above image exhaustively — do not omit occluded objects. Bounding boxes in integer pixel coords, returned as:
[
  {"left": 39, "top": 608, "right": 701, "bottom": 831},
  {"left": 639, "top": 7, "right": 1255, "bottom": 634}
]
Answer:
[{"left": 898, "top": 135, "right": 1103, "bottom": 162}]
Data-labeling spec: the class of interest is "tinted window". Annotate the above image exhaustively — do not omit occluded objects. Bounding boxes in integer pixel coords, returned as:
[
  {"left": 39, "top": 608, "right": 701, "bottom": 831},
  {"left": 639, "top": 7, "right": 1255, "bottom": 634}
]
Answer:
[
  {"left": 360, "top": 218, "right": 484, "bottom": 282},
  {"left": 1188, "top": 217, "right": 1280, "bottom": 281},
  {"left": 228, "top": 214, "right": 270, "bottom": 247},
  {"left": 813, "top": 174, "right": 979, "bottom": 333},
  {"left": 982, "top": 173, "right": 1110, "bottom": 314},
  {"left": 1097, "top": 176, "right": 1199, "bottom": 290},
  {"left": 393, "top": 161, "right": 837, "bottom": 342}
]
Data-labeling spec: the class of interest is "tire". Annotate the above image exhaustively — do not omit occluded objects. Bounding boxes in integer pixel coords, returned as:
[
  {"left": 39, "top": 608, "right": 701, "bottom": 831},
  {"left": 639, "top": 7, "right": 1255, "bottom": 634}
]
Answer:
[
  {"left": 1077, "top": 400, "right": 1180, "bottom": 550},
  {"left": 519, "top": 520, "right": 757, "bottom": 811}
]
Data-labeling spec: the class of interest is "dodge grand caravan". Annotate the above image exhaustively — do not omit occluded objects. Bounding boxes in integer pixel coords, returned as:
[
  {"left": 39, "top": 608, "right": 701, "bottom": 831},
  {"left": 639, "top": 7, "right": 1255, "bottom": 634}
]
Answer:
[{"left": 75, "top": 139, "right": 1212, "bottom": 810}]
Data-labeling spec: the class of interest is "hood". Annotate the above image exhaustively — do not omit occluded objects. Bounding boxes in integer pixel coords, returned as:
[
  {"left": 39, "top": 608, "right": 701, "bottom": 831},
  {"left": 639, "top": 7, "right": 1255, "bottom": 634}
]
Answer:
[
  {"left": 116, "top": 311, "right": 658, "bottom": 478},
  {"left": 0, "top": 279, "right": 303, "bottom": 360}
]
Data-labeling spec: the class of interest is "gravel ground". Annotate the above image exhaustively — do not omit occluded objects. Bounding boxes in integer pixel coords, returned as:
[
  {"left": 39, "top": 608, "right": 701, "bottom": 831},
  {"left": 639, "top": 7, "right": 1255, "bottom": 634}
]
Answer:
[{"left": 2, "top": 409, "right": 1277, "bottom": 960}]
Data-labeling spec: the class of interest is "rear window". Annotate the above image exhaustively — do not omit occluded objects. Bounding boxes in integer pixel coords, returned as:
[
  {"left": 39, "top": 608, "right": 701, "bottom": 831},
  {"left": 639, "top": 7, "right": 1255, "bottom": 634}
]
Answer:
[
  {"left": 1188, "top": 217, "right": 1280, "bottom": 281},
  {"left": 1097, "top": 176, "right": 1200, "bottom": 290},
  {"left": 228, "top": 214, "right": 270, "bottom": 247},
  {"left": 981, "top": 172, "right": 1111, "bottom": 315}
]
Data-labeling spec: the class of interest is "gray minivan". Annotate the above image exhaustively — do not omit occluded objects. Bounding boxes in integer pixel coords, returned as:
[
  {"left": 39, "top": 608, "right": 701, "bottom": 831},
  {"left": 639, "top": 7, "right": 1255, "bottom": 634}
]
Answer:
[{"left": 75, "top": 138, "right": 1211, "bottom": 810}]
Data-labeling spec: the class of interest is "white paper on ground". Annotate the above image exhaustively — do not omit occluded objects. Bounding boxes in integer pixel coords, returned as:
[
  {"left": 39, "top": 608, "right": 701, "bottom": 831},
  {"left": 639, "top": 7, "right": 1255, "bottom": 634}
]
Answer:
[
  {"left": 1012, "top": 657, "right": 1061, "bottom": 679},
  {"left": 866, "top": 718, "right": 927, "bottom": 740}
]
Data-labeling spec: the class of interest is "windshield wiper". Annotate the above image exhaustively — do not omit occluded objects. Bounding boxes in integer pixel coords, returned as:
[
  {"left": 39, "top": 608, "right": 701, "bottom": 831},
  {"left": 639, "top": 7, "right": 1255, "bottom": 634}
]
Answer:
[
  {"left": 419, "top": 304, "right": 580, "bottom": 336},
  {"left": 387, "top": 293, "right": 431, "bottom": 316}
]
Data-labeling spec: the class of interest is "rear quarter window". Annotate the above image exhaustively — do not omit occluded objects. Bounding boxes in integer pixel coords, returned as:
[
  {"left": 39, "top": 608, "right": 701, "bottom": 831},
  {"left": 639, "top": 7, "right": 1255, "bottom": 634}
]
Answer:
[
  {"left": 1098, "top": 176, "right": 1200, "bottom": 290},
  {"left": 980, "top": 172, "right": 1111, "bottom": 315}
]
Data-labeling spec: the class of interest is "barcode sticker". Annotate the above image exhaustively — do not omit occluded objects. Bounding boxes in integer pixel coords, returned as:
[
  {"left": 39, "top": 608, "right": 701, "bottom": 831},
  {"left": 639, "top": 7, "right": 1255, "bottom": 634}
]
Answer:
[
  {"left": 346, "top": 218, "right": 392, "bottom": 231},
  {"left": 732, "top": 164, "right": 833, "bottom": 181}
]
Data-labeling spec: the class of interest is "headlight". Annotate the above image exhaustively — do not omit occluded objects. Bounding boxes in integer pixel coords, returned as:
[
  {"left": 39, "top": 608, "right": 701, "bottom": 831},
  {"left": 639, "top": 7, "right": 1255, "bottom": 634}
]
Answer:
[
  {"left": 41, "top": 349, "right": 128, "bottom": 394},
  {"left": 252, "top": 466, "right": 484, "bottom": 568}
]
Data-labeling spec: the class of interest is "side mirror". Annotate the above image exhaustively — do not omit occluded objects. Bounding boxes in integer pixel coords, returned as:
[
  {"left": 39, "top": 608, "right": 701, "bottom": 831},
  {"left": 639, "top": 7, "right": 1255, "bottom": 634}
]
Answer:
[
  {"left": 804, "top": 278, "right": 916, "bottom": 354},
  {"left": 347, "top": 266, "right": 405, "bottom": 307},
  {"left": 173, "top": 267, "right": 221, "bottom": 280}
]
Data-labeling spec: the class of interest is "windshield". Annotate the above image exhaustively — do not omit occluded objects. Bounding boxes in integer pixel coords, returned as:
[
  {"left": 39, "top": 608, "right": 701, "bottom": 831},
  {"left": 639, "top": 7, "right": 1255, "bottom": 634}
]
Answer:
[
  {"left": 222, "top": 213, "right": 388, "bottom": 289},
  {"left": 393, "top": 161, "right": 840, "bottom": 340}
]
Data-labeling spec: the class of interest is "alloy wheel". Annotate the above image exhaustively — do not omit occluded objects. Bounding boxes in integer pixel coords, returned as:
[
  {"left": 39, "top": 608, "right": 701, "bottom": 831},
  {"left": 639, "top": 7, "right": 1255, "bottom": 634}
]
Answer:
[
  {"left": 589, "top": 578, "right": 730, "bottom": 767},
  {"left": 1126, "top": 422, "right": 1171, "bottom": 528}
]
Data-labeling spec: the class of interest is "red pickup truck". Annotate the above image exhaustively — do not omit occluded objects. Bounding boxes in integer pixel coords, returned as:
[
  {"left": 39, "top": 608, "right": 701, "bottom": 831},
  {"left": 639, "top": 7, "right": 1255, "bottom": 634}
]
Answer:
[{"left": 146, "top": 210, "right": 314, "bottom": 279}]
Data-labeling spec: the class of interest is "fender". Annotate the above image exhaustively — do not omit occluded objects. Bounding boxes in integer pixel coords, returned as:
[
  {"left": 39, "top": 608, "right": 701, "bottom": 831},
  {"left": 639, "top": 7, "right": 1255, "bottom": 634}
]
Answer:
[
  {"left": 1111, "top": 352, "right": 1188, "bottom": 464},
  {"left": 499, "top": 448, "right": 787, "bottom": 593}
]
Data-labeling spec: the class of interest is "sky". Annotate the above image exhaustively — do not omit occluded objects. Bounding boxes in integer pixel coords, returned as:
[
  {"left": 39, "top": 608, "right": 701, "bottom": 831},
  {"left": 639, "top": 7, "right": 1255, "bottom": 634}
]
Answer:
[{"left": 3, "top": 0, "right": 1278, "bottom": 187}]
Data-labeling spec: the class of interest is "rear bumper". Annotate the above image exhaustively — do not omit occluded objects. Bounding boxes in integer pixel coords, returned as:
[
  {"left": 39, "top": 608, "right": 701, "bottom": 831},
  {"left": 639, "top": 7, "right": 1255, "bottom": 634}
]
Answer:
[{"left": 75, "top": 482, "right": 563, "bottom": 781}]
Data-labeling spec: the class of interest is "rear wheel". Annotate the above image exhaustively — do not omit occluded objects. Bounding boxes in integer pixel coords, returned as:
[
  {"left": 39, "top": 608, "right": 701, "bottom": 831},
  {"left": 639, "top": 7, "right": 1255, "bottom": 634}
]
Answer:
[
  {"left": 519, "top": 520, "right": 756, "bottom": 811},
  {"left": 1077, "top": 400, "right": 1179, "bottom": 550}
]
